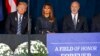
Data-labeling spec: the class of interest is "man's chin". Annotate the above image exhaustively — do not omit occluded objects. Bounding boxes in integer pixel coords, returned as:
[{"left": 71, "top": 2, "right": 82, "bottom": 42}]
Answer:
[{"left": 19, "top": 13, "right": 25, "bottom": 15}]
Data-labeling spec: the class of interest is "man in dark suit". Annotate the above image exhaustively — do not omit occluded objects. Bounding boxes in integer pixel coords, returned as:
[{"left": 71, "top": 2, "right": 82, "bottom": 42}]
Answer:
[
  {"left": 63, "top": 1, "right": 88, "bottom": 33},
  {"left": 5, "top": 2, "right": 28, "bottom": 34},
  {"left": 91, "top": 14, "right": 100, "bottom": 32}
]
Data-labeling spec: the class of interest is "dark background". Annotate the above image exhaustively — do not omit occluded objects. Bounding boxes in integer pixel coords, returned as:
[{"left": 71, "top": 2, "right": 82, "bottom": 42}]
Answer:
[{"left": 0, "top": 0, "right": 100, "bottom": 34}]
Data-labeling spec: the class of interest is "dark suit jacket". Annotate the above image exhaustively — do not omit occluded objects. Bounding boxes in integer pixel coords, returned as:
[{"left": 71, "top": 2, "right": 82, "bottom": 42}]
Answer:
[
  {"left": 35, "top": 16, "right": 57, "bottom": 34},
  {"left": 91, "top": 15, "right": 100, "bottom": 32},
  {"left": 5, "top": 11, "right": 28, "bottom": 34},
  {"left": 63, "top": 14, "right": 88, "bottom": 33}
]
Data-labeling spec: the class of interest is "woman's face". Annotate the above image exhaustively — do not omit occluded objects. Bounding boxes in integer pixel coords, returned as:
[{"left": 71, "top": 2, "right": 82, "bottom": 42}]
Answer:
[{"left": 43, "top": 5, "right": 51, "bottom": 14}]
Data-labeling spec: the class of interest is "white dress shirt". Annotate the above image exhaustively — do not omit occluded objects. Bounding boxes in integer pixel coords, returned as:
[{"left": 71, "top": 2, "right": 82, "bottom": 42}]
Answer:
[
  {"left": 17, "top": 12, "right": 23, "bottom": 22},
  {"left": 71, "top": 13, "right": 78, "bottom": 23},
  {"left": 71, "top": 13, "right": 79, "bottom": 29}
]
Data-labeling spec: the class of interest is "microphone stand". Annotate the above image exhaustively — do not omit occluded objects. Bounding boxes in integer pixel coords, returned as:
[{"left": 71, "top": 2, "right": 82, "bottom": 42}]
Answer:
[{"left": 27, "top": 0, "right": 31, "bottom": 56}]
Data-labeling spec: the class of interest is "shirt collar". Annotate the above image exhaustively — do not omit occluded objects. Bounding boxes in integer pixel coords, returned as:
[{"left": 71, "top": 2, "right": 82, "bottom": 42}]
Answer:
[
  {"left": 71, "top": 13, "right": 78, "bottom": 20},
  {"left": 17, "top": 12, "right": 23, "bottom": 21},
  {"left": 17, "top": 12, "right": 23, "bottom": 18}
]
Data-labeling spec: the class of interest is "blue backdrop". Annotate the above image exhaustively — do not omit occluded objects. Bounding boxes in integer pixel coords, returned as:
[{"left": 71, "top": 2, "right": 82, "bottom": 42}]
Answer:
[{"left": 1, "top": 0, "right": 100, "bottom": 33}]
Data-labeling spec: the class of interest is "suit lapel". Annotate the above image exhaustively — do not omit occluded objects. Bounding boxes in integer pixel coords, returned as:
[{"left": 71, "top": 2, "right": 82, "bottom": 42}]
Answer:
[
  {"left": 21, "top": 15, "right": 27, "bottom": 31},
  {"left": 14, "top": 12, "right": 18, "bottom": 31},
  {"left": 76, "top": 15, "right": 81, "bottom": 30},
  {"left": 69, "top": 15, "right": 75, "bottom": 28}
]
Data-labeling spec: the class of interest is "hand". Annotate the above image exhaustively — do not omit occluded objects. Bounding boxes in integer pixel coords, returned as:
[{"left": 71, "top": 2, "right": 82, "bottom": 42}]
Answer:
[{"left": 46, "top": 31, "right": 51, "bottom": 33}]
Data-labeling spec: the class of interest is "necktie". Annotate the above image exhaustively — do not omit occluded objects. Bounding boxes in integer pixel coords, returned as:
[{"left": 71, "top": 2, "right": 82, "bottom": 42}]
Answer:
[
  {"left": 73, "top": 15, "right": 77, "bottom": 29},
  {"left": 17, "top": 15, "right": 22, "bottom": 34}
]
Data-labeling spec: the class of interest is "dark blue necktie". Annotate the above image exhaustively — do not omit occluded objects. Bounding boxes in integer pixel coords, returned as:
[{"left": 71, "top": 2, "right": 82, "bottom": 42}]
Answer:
[{"left": 17, "top": 15, "right": 22, "bottom": 34}]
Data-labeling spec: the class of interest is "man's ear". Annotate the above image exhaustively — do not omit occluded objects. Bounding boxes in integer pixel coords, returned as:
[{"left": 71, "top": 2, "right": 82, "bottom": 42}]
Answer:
[
  {"left": 16, "top": 7, "right": 18, "bottom": 10},
  {"left": 78, "top": 7, "right": 80, "bottom": 10}
]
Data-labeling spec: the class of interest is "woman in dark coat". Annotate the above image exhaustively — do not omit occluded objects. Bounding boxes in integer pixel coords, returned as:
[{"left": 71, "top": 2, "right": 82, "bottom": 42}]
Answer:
[{"left": 35, "top": 3, "right": 57, "bottom": 34}]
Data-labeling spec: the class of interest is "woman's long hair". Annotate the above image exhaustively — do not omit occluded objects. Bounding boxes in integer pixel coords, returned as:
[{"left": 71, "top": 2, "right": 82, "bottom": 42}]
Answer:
[{"left": 42, "top": 3, "right": 55, "bottom": 22}]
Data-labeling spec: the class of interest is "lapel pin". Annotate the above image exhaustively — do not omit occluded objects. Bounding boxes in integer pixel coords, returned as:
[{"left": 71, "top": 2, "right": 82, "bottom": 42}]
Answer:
[
  {"left": 23, "top": 17, "right": 26, "bottom": 19},
  {"left": 78, "top": 19, "right": 79, "bottom": 23},
  {"left": 15, "top": 17, "right": 17, "bottom": 21}
]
